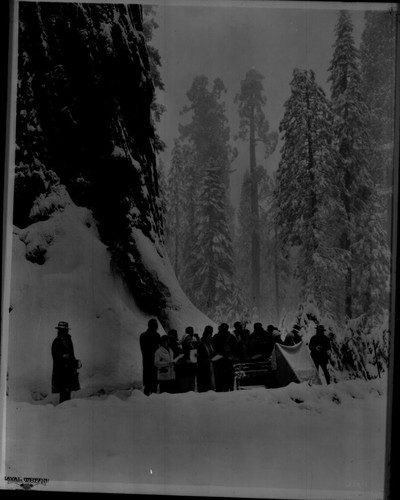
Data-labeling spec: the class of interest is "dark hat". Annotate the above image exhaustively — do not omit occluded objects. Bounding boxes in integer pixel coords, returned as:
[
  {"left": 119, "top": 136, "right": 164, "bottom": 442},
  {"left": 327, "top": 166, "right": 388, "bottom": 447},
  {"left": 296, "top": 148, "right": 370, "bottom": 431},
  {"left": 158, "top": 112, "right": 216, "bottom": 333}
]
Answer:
[
  {"left": 56, "top": 321, "right": 70, "bottom": 330},
  {"left": 316, "top": 324, "right": 325, "bottom": 332}
]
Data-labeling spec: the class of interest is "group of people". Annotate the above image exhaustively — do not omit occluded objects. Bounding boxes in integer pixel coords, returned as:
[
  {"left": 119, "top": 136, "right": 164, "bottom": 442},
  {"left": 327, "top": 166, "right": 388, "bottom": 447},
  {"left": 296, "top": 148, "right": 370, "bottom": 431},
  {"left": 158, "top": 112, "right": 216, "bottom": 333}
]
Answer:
[
  {"left": 140, "top": 319, "right": 332, "bottom": 395},
  {"left": 50, "top": 317, "right": 332, "bottom": 405}
]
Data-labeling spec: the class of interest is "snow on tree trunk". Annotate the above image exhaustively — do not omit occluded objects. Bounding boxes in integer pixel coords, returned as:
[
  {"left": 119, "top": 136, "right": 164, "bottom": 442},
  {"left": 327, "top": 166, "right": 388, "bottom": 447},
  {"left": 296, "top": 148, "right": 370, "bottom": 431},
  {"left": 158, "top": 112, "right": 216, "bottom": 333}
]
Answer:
[{"left": 10, "top": 2, "right": 213, "bottom": 400}]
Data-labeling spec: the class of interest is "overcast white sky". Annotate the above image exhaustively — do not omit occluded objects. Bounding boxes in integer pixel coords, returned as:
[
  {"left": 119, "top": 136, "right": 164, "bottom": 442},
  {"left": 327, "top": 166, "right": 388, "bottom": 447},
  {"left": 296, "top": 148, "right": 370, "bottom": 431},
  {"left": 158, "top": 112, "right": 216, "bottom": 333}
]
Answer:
[{"left": 151, "top": 1, "right": 379, "bottom": 205}]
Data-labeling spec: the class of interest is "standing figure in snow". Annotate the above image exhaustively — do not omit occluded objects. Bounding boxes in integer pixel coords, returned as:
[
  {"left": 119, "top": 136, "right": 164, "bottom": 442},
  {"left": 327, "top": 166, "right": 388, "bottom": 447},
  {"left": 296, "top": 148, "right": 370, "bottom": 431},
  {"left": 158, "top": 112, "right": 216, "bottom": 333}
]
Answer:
[
  {"left": 309, "top": 325, "right": 331, "bottom": 384},
  {"left": 51, "top": 321, "right": 81, "bottom": 404},
  {"left": 176, "top": 326, "right": 198, "bottom": 393},
  {"left": 248, "top": 323, "right": 268, "bottom": 361},
  {"left": 212, "top": 323, "right": 238, "bottom": 392},
  {"left": 140, "top": 318, "right": 161, "bottom": 396},
  {"left": 264, "top": 325, "right": 278, "bottom": 358},
  {"left": 197, "top": 325, "right": 215, "bottom": 392},
  {"left": 232, "top": 321, "right": 247, "bottom": 362},
  {"left": 154, "top": 336, "right": 176, "bottom": 394}
]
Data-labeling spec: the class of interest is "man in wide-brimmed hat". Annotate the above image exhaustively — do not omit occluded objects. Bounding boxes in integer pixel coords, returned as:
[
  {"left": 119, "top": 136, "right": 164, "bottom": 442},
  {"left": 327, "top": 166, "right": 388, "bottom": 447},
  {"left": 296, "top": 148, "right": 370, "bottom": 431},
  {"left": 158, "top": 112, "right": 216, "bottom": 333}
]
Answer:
[
  {"left": 51, "top": 321, "right": 81, "bottom": 403},
  {"left": 309, "top": 324, "right": 331, "bottom": 384},
  {"left": 139, "top": 318, "right": 161, "bottom": 396}
]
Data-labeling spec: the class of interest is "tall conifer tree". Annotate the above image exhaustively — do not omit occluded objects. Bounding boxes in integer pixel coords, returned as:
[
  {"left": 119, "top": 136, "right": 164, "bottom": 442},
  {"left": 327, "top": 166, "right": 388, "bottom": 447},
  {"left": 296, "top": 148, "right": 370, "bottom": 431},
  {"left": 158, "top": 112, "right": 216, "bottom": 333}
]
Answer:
[
  {"left": 235, "top": 170, "right": 252, "bottom": 303},
  {"left": 275, "top": 69, "right": 344, "bottom": 315},
  {"left": 235, "top": 69, "right": 277, "bottom": 317},
  {"left": 190, "top": 163, "right": 237, "bottom": 319},
  {"left": 236, "top": 166, "right": 287, "bottom": 321},
  {"left": 328, "top": 10, "right": 390, "bottom": 318},
  {"left": 165, "top": 140, "right": 195, "bottom": 280},
  {"left": 175, "top": 76, "right": 238, "bottom": 317},
  {"left": 260, "top": 173, "right": 290, "bottom": 322}
]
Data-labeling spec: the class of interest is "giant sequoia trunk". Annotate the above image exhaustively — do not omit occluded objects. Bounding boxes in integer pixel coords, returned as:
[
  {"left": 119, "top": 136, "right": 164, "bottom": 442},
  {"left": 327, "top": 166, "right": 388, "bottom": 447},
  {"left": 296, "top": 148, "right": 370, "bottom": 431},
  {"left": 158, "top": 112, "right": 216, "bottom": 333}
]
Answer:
[
  {"left": 15, "top": 2, "right": 205, "bottom": 326},
  {"left": 249, "top": 106, "right": 261, "bottom": 317},
  {"left": 9, "top": 2, "right": 211, "bottom": 399}
]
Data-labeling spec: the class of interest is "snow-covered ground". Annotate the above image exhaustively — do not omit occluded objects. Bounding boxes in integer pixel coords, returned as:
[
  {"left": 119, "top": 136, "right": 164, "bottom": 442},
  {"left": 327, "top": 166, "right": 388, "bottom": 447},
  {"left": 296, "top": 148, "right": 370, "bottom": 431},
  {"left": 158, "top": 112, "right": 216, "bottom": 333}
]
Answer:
[
  {"left": 3, "top": 377, "right": 387, "bottom": 498},
  {"left": 1, "top": 193, "right": 388, "bottom": 498}
]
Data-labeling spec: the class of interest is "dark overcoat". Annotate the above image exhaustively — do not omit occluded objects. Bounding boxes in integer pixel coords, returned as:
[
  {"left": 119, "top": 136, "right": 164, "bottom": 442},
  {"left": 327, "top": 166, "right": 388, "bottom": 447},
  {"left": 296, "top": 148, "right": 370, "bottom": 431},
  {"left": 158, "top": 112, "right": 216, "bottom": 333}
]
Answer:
[
  {"left": 175, "top": 335, "right": 197, "bottom": 393},
  {"left": 197, "top": 339, "right": 215, "bottom": 392},
  {"left": 309, "top": 333, "right": 331, "bottom": 365},
  {"left": 140, "top": 329, "right": 160, "bottom": 389},
  {"left": 212, "top": 332, "right": 237, "bottom": 392},
  {"left": 51, "top": 333, "right": 80, "bottom": 393}
]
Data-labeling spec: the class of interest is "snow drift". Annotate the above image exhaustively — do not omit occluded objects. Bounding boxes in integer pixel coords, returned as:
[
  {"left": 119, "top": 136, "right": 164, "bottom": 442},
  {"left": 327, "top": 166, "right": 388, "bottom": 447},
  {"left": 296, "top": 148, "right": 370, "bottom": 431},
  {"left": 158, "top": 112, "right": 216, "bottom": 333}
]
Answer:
[{"left": 7, "top": 192, "right": 212, "bottom": 401}]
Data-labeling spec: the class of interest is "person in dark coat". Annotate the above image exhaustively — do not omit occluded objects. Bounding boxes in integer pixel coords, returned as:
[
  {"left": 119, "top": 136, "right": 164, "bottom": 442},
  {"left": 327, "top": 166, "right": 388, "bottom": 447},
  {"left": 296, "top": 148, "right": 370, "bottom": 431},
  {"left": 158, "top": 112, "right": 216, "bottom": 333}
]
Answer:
[
  {"left": 241, "top": 328, "right": 251, "bottom": 359},
  {"left": 248, "top": 323, "right": 269, "bottom": 361},
  {"left": 197, "top": 325, "right": 215, "bottom": 392},
  {"left": 175, "top": 327, "right": 197, "bottom": 393},
  {"left": 309, "top": 324, "right": 331, "bottom": 384},
  {"left": 232, "top": 321, "right": 247, "bottom": 362},
  {"left": 264, "top": 324, "right": 278, "bottom": 358},
  {"left": 232, "top": 321, "right": 243, "bottom": 338},
  {"left": 212, "top": 323, "right": 238, "bottom": 391},
  {"left": 140, "top": 318, "right": 161, "bottom": 395},
  {"left": 51, "top": 321, "right": 81, "bottom": 404}
]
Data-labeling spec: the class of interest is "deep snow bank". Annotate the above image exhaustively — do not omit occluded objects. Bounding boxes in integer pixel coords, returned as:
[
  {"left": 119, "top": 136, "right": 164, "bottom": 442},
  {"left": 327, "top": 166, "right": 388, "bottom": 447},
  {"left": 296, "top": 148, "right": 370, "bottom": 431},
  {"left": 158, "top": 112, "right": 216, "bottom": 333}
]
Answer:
[
  {"left": 8, "top": 200, "right": 152, "bottom": 400},
  {"left": 7, "top": 195, "right": 213, "bottom": 401}
]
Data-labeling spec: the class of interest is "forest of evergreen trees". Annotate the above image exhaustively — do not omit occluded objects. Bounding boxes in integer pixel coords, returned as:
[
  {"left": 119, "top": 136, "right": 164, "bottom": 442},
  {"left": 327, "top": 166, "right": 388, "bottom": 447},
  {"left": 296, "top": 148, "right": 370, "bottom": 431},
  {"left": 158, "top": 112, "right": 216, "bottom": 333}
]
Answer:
[{"left": 152, "top": 9, "right": 396, "bottom": 330}]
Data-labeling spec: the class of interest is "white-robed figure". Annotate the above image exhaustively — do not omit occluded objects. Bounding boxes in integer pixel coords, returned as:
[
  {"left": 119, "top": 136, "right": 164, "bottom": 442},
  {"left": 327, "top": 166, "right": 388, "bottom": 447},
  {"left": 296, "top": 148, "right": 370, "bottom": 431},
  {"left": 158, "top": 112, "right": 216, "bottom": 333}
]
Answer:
[{"left": 154, "top": 335, "right": 177, "bottom": 393}]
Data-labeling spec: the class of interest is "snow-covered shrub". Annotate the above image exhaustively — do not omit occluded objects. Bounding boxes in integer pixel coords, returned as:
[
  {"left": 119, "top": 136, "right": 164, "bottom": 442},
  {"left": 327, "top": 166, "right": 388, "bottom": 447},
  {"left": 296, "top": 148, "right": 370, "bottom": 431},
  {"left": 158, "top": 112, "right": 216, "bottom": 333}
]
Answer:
[
  {"left": 14, "top": 163, "right": 59, "bottom": 228},
  {"left": 281, "top": 298, "right": 390, "bottom": 382},
  {"left": 29, "top": 183, "right": 71, "bottom": 222},
  {"left": 340, "top": 314, "right": 389, "bottom": 380}
]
